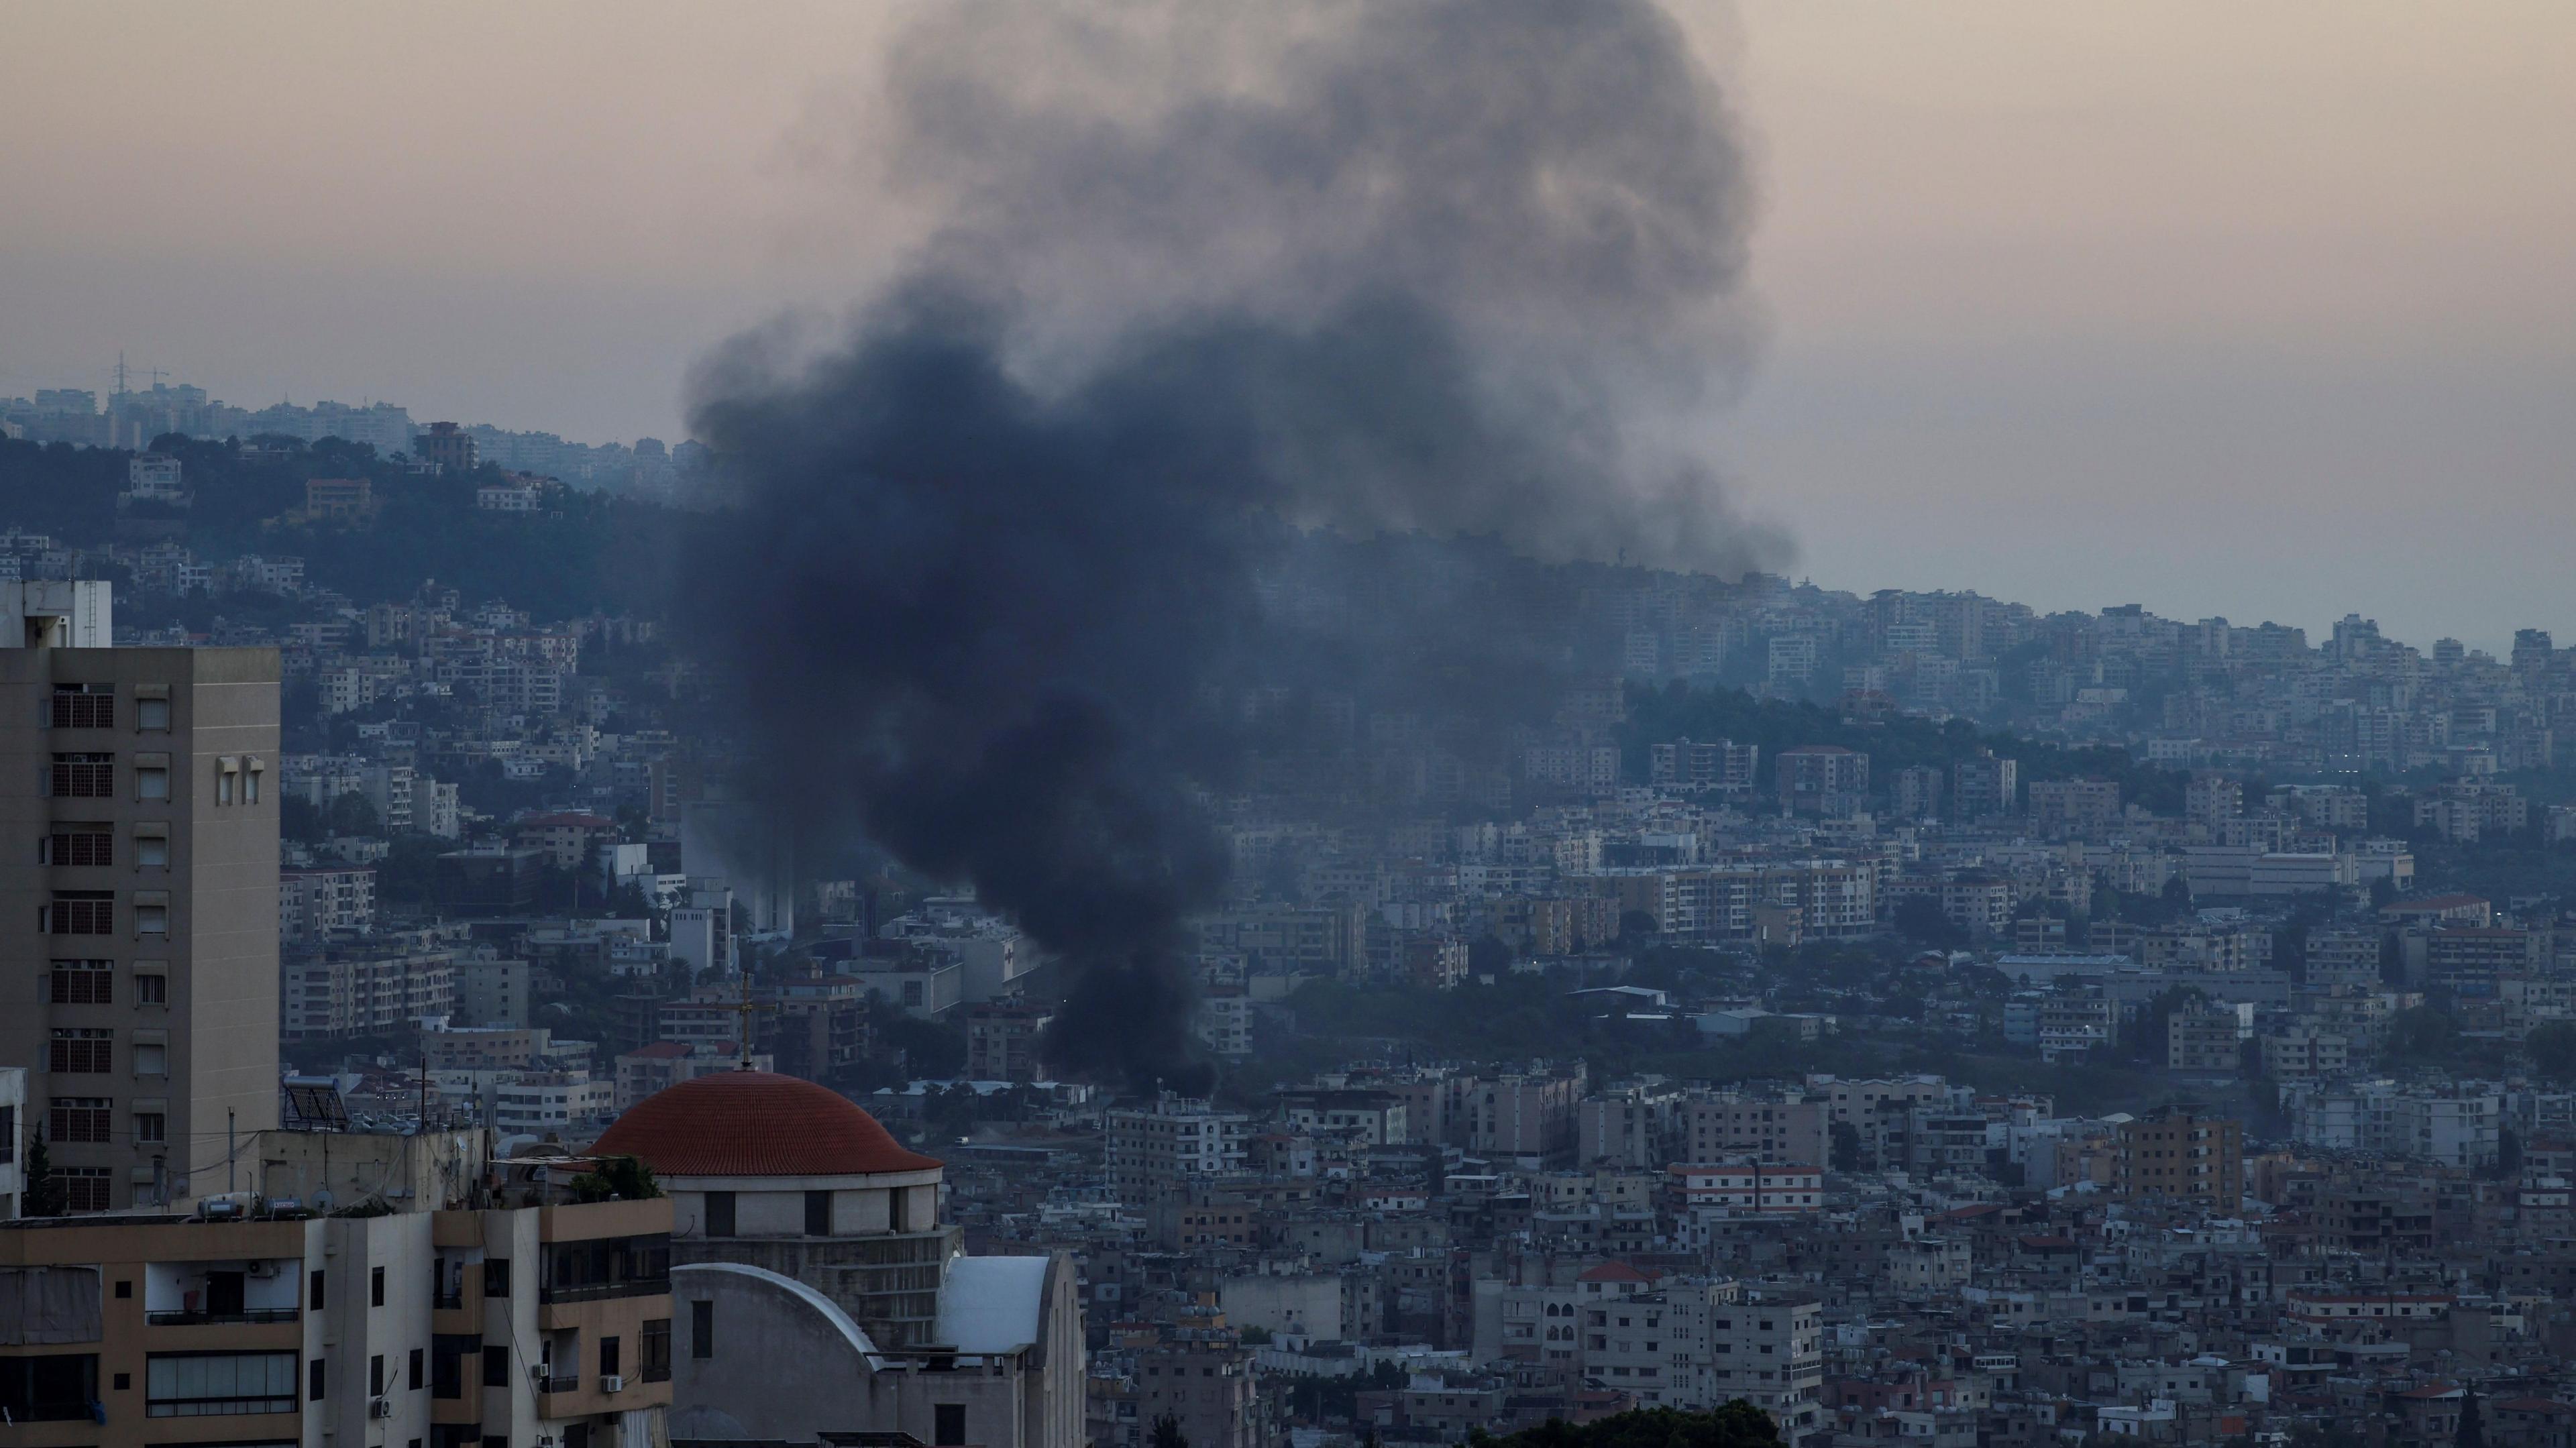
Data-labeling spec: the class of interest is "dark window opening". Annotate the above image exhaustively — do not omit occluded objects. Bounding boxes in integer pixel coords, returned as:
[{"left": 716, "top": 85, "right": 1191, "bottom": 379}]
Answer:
[
  {"left": 49, "top": 753, "right": 114, "bottom": 798},
  {"left": 51, "top": 686, "right": 114, "bottom": 730},
  {"left": 50, "top": 1097, "right": 111, "bottom": 1144},
  {"left": 0, "top": 1353, "right": 99, "bottom": 1422},
  {"left": 49, "top": 1029, "right": 113, "bottom": 1074},
  {"left": 432, "top": 1337, "right": 474, "bottom": 1400},
  {"left": 641, "top": 1319, "right": 671, "bottom": 1383},
  {"left": 45, "top": 893, "right": 115, "bottom": 936},
  {"left": 45, "top": 828, "right": 113, "bottom": 869}
]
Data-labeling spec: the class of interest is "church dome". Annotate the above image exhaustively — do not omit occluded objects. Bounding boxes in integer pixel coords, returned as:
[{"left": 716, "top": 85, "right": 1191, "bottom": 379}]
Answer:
[{"left": 591, "top": 1070, "right": 942, "bottom": 1178}]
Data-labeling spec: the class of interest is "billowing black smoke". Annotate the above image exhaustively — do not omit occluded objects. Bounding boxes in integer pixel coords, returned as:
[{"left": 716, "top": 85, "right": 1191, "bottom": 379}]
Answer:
[{"left": 686, "top": 0, "right": 1783, "bottom": 1092}]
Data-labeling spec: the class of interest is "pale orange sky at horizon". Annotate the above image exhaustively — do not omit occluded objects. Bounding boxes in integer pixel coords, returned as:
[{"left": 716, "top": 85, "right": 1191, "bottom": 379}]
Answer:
[{"left": 4, "top": 2, "right": 2572, "bottom": 647}]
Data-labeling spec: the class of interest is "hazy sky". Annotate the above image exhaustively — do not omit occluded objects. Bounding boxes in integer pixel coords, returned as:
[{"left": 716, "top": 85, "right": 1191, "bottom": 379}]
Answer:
[{"left": 5, "top": 3, "right": 2571, "bottom": 649}]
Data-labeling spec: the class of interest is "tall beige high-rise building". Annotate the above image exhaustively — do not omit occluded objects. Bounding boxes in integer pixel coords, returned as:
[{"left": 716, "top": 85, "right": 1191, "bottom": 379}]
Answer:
[{"left": 1, "top": 581, "right": 280, "bottom": 1211}]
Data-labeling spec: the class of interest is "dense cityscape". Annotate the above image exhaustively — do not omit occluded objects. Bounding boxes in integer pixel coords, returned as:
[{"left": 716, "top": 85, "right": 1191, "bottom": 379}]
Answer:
[
  {"left": 8, "top": 7, "right": 2575, "bottom": 1448},
  {"left": 4, "top": 379, "right": 2575, "bottom": 1448}
]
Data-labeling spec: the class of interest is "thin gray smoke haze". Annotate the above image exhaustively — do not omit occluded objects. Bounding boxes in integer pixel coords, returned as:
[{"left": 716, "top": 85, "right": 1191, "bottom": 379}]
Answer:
[{"left": 688, "top": 0, "right": 1787, "bottom": 1089}]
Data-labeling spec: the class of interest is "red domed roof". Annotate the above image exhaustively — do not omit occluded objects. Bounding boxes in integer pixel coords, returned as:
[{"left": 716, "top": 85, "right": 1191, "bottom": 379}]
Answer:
[{"left": 590, "top": 1070, "right": 942, "bottom": 1178}]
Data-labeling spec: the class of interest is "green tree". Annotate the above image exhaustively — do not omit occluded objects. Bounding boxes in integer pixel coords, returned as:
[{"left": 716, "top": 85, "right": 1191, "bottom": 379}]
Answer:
[
  {"left": 2159, "top": 874, "right": 2194, "bottom": 916},
  {"left": 1893, "top": 897, "right": 1968, "bottom": 951},
  {"left": 566, "top": 1155, "right": 662, "bottom": 1203},
  {"left": 2457, "top": 1388, "right": 2483, "bottom": 1448},
  {"left": 1148, "top": 1415, "right": 1188, "bottom": 1448},
  {"left": 2387, "top": 1007, "right": 2463, "bottom": 1064},
  {"left": 23, "top": 1124, "right": 65, "bottom": 1218},
  {"left": 2493, "top": 1127, "right": 2524, "bottom": 1182},
  {"left": 325, "top": 790, "right": 383, "bottom": 838},
  {"left": 2125, "top": 987, "right": 2206, "bottom": 1066},
  {"left": 2528, "top": 1021, "right": 2576, "bottom": 1083},
  {"left": 1829, "top": 1120, "right": 1863, "bottom": 1172},
  {"left": 282, "top": 793, "right": 325, "bottom": 844}
]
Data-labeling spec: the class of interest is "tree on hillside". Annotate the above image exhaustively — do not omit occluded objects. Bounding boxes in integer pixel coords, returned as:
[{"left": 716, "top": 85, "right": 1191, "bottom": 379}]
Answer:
[
  {"left": 2528, "top": 1021, "right": 2576, "bottom": 1083},
  {"left": 1148, "top": 1416, "right": 1188, "bottom": 1448},
  {"left": 1894, "top": 897, "right": 1967, "bottom": 952},
  {"left": 2457, "top": 1388, "right": 2483, "bottom": 1448},
  {"left": 2123, "top": 986, "right": 2206, "bottom": 1066},
  {"left": 2386, "top": 1007, "right": 2463, "bottom": 1064}
]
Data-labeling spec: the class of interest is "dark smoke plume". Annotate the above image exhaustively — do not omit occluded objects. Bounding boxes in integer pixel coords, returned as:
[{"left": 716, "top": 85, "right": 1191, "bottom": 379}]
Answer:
[{"left": 686, "top": 0, "right": 1784, "bottom": 1091}]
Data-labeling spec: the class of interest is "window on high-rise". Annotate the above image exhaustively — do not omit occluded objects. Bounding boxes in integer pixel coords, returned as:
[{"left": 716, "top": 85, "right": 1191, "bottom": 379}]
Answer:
[{"left": 50, "top": 685, "right": 113, "bottom": 730}]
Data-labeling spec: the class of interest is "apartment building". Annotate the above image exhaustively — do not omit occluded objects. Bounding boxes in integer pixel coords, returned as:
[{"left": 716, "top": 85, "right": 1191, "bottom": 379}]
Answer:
[
  {"left": 965, "top": 1000, "right": 1053, "bottom": 1082},
  {"left": 0, "top": 1191, "right": 673, "bottom": 1448},
  {"left": 278, "top": 866, "right": 375, "bottom": 944},
  {"left": 2037, "top": 991, "right": 2117, "bottom": 1064},
  {"left": 1275, "top": 1088, "right": 1408, "bottom": 1148},
  {"left": 1106, "top": 1095, "right": 1254, "bottom": 1201},
  {"left": 1130, "top": 1328, "right": 1258, "bottom": 1448},
  {"left": 2112, "top": 1108, "right": 2244, "bottom": 1208},
  {"left": 1693, "top": 1287, "right": 1825, "bottom": 1445},
  {"left": 1581, "top": 1278, "right": 1823, "bottom": 1444},
  {"left": 1665, "top": 1163, "right": 1825, "bottom": 1214},
  {"left": 1774, "top": 746, "right": 1868, "bottom": 815},
  {"left": 2027, "top": 778, "right": 2121, "bottom": 839},
  {"left": 1, "top": 582, "right": 280, "bottom": 1210},
  {"left": 1678, "top": 1093, "right": 1829, "bottom": 1168},
  {"left": 280, "top": 938, "right": 457, "bottom": 1043},
  {"left": 1470, "top": 1066, "right": 1587, "bottom": 1166},
  {"left": 610, "top": 1042, "right": 763, "bottom": 1113},
  {"left": 1577, "top": 1084, "right": 1682, "bottom": 1169},
  {"left": 1195, "top": 986, "right": 1253, "bottom": 1059},
  {"left": 1648, "top": 738, "right": 1760, "bottom": 794},
  {"left": 2167, "top": 1003, "right": 2250, "bottom": 1073},
  {"left": 2304, "top": 928, "right": 2384, "bottom": 989},
  {"left": 1951, "top": 750, "right": 2018, "bottom": 820},
  {"left": 2261, "top": 1030, "right": 2349, "bottom": 1080}
]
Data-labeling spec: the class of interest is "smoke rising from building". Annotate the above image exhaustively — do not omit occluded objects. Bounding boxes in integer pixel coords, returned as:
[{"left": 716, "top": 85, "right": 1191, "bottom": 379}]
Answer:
[{"left": 687, "top": 0, "right": 1784, "bottom": 1090}]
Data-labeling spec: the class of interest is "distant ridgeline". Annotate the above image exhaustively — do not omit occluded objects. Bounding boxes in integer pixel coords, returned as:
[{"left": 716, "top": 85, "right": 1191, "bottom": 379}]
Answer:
[{"left": 0, "top": 433, "right": 683, "bottom": 620}]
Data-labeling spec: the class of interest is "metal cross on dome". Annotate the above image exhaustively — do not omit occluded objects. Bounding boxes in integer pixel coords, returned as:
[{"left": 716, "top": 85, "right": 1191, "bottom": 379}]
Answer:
[{"left": 724, "top": 968, "right": 777, "bottom": 1071}]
